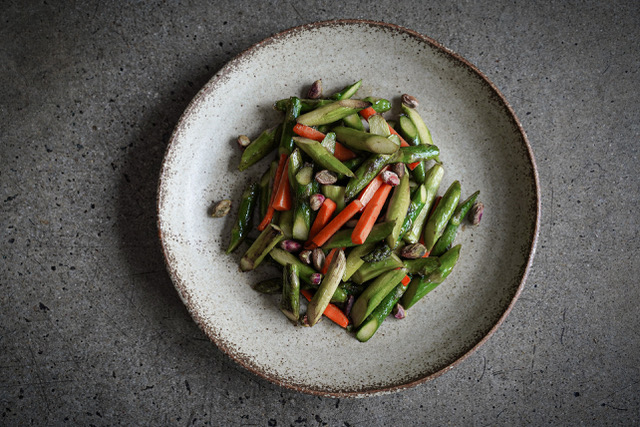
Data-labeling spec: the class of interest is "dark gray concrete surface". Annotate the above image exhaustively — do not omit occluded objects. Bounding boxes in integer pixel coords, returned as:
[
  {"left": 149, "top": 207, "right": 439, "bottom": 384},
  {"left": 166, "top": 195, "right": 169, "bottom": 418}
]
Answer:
[{"left": 1, "top": 1, "right": 638, "bottom": 425}]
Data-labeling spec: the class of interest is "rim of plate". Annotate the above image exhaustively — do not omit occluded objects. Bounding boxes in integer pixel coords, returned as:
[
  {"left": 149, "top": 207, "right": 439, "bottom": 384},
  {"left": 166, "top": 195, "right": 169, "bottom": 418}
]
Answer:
[{"left": 157, "top": 19, "right": 541, "bottom": 397}]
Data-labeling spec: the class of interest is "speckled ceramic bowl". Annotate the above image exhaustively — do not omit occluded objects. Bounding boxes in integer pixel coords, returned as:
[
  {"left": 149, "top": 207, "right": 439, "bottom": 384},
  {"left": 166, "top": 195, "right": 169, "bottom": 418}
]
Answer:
[{"left": 157, "top": 20, "right": 539, "bottom": 397}]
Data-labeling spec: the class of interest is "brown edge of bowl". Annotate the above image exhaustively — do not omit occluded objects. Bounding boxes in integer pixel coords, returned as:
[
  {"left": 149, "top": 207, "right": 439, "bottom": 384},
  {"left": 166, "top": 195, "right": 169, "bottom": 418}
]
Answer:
[{"left": 156, "top": 19, "right": 541, "bottom": 398}]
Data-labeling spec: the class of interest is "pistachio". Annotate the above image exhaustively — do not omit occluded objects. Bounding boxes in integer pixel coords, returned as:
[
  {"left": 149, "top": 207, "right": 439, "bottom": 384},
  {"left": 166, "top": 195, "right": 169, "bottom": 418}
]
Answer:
[
  {"left": 311, "top": 248, "right": 325, "bottom": 271},
  {"left": 210, "top": 199, "right": 232, "bottom": 218},
  {"left": 400, "top": 243, "right": 427, "bottom": 259},
  {"left": 307, "top": 79, "right": 323, "bottom": 99},
  {"left": 237, "top": 134, "right": 251, "bottom": 149},
  {"left": 470, "top": 201, "right": 484, "bottom": 225},
  {"left": 393, "top": 303, "right": 406, "bottom": 319},
  {"left": 391, "top": 162, "right": 406, "bottom": 179},
  {"left": 310, "top": 193, "right": 326, "bottom": 211},
  {"left": 381, "top": 170, "right": 400, "bottom": 186},
  {"left": 280, "top": 239, "right": 302, "bottom": 253},
  {"left": 401, "top": 94, "right": 419, "bottom": 109},
  {"left": 344, "top": 295, "right": 355, "bottom": 317},
  {"left": 315, "top": 170, "right": 338, "bottom": 185},
  {"left": 299, "top": 249, "right": 313, "bottom": 264},
  {"left": 310, "top": 272, "right": 323, "bottom": 286}
]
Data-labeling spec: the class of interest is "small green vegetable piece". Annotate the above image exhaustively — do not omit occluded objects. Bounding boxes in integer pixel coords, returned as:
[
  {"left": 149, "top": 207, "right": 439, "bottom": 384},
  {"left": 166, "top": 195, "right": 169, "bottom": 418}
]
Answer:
[
  {"left": 251, "top": 278, "right": 282, "bottom": 294},
  {"left": 321, "top": 185, "right": 346, "bottom": 212},
  {"left": 323, "top": 221, "right": 396, "bottom": 249},
  {"left": 361, "top": 244, "right": 392, "bottom": 263},
  {"left": 351, "top": 268, "right": 408, "bottom": 327},
  {"left": 292, "top": 166, "right": 314, "bottom": 240},
  {"left": 343, "top": 242, "right": 377, "bottom": 281},
  {"left": 367, "top": 114, "right": 392, "bottom": 137},
  {"left": 293, "top": 136, "right": 355, "bottom": 178},
  {"left": 334, "top": 126, "right": 399, "bottom": 154},
  {"left": 226, "top": 183, "right": 258, "bottom": 253},
  {"left": 307, "top": 249, "right": 347, "bottom": 326},
  {"left": 362, "top": 97, "right": 392, "bottom": 113},
  {"left": 402, "top": 257, "right": 441, "bottom": 275},
  {"left": 402, "top": 245, "right": 461, "bottom": 309},
  {"left": 279, "top": 97, "right": 302, "bottom": 155},
  {"left": 258, "top": 162, "right": 276, "bottom": 218},
  {"left": 296, "top": 100, "right": 370, "bottom": 127},
  {"left": 356, "top": 282, "right": 407, "bottom": 342},
  {"left": 238, "top": 126, "right": 279, "bottom": 171},
  {"left": 398, "top": 184, "right": 427, "bottom": 242},
  {"left": 351, "top": 253, "right": 404, "bottom": 284},
  {"left": 401, "top": 105, "right": 434, "bottom": 146},
  {"left": 344, "top": 153, "right": 395, "bottom": 200},
  {"left": 423, "top": 180, "right": 462, "bottom": 251},
  {"left": 393, "top": 145, "right": 440, "bottom": 164},
  {"left": 280, "top": 264, "right": 300, "bottom": 323},
  {"left": 329, "top": 80, "right": 362, "bottom": 100},
  {"left": 431, "top": 191, "right": 479, "bottom": 256},
  {"left": 240, "top": 223, "right": 284, "bottom": 271},
  {"left": 404, "top": 164, "right": 444, "bottom": 243},
  {"left": 385, "top": 171, "right": 411, "bottom": 248},
  {"left": 342, "top": 113, "right": 365, "bottom": 131}
]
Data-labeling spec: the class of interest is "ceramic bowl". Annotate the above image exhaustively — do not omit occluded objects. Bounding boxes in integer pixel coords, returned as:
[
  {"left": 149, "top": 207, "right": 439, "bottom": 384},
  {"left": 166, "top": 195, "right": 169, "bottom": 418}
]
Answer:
[{"left": 157, "top": 20, "right": 540, "bottom": 397}]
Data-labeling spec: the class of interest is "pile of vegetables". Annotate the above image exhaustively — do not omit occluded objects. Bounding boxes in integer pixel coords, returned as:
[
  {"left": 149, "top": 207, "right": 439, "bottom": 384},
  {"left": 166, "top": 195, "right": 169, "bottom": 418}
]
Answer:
[{"left": 220, "top": 80, "right": 483, "bottom": 342}]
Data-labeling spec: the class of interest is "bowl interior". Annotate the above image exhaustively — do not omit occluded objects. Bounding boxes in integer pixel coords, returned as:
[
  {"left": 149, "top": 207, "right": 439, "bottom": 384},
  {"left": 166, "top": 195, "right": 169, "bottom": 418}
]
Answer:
[{"left": 158, "top": 21, "right": 538, "bottom": 396}]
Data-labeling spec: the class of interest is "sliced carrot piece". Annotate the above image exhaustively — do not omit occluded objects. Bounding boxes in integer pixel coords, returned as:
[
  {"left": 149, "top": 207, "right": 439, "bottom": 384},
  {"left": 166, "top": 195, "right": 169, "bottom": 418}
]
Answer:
[
  {"left": 308, "top": 200, "right": 363, "bottom": 248},
  {"left": 356, "top": 166, "right": 390, "bottom": 210},
  {"left": 334, "top": 142, "right": 357, "bottom": 161},
  {"left": 293, "top": 123, "right": 325, "bottom": 142},
  {"left": 257, "top": 153, "right": 287, "bottom": 230},
  {"left": 272, "top": 162, "right": 292, "bottom": 211},
  {"left": 359, "top": 106, "right": 377, "bottom": 121},
  {"left": 308, "top": 198, "right": 337, "bottom": 241},
  {"left": 320, "top": 248, "right": 340, "bottom": 275},
  {"left": 351, "top": 184, "right": 392, "bottom": 245}
]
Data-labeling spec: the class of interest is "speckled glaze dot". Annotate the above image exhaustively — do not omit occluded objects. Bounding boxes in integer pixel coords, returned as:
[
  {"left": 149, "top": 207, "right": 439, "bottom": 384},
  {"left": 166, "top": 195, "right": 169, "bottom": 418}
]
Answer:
[{"left": 157, "top": 20, "right": 539, "bottom": 398}]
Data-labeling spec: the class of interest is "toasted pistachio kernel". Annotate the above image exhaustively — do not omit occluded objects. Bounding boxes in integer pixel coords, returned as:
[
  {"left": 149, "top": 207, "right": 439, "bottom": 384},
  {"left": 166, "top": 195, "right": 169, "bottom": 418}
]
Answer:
[
  {"left": 401, "top": 94, "right": 419, "bottom": 109},
  {"left": 299, "top": 249, "right": 313, "bottom": 264},
  {"left": 400, "top": 243, "right": 427, "bottom": 259},
  {"left": 470, "top": 201, "right": 484, "bottom": 225},
  {"left": 393, "top": 303, "right": 406, "bottom": 319},
  {"left": 391, "top": 163, "right": 406, "bottom": 179},
  {"left": 280, "top": 239, "right": 302, "bottom": 253},
  {"left": 210, "top": 199, "right": 232, "bottom": 218},
  {"left": 237, "top": 135, "right": 251, "bottom": 149},
  {"left": 344, "top": 295, "right": 355, "bottom": 317},
  {"left": 315, "top": 170, "right": 338, "bottom": 185},
  {"left": 311, "top": 248, "right": 325, "bottom": 271},
  {"left": 310, "top": 272, "right": 323, "bottom": 285},
  {"left": 381, "top": 170, "right": 400, "bottom": 186},
  {"left": 310, "top": 193, "right": 326, "bottom": 211},
  {"left": 307, "top": 79, "right": 323, "bottom": 99}
]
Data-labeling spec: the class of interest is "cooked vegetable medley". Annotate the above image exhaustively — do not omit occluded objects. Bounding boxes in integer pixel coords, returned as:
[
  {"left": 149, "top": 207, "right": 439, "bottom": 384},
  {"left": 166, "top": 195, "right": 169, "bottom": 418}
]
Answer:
[{"left": 222, "top": 80, "right": 482, "bottom": 342}]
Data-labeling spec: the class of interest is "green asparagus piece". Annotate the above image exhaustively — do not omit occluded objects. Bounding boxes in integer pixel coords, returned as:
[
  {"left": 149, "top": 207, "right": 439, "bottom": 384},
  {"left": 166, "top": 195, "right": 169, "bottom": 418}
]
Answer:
[
  {"left": 274, "top": 98, "right": 332, "bottom": 112},
  {"left": 293, "top": 136, "right": 355, "bottom": 178},
  {"left": 393, "top": 145, "right": 440, "bottom": 164},
  {"left": 356, "top": 282, "right": 407, "bottom": 342},
  {"left": 351, "top": 268, "right": 408, "bottom": 327},
  {"left": 278, "top": 209, "right": 294, "bottom": 240},
  {"left": 404, "top": 164, "right": 444, "bottom": 243},
  {"left": 226, "top": 182, "right": 259, "bottom": 253},
  {"left": 320, "top": 132, "right": 336, "bottom": 154},
  {"left": 280, "top": 264, "right": 300, "bottom": 323},
  {"left": 402, "top": 245, "right": 460, "bottom": 309},
  {"left": 307, "top": 249, "right": 346, "bottom": 326},
  {"left": 423, "top": 180, "right": 461, "bottom": 251},
  {"left": 288, "top": 148, "right": 303, "bottom": 186},
  {"left": 296, "top": 99, "right": 370, "bottom": 127},
  {"left": 431, "top": 191, "right": 479, "bottom": 256},
  {"left": 361, "top": 243, "right": 392, "bottom": 263},
  {"left": 344, "top": 153, "right": 394, "bottom": 200},
  {"left": 401, "top": 105, "right": 434, "bottom": 146},
  {"left": 258, "top": 161, "right": 277, "bottom": 219},
  {"left": 323, "top": 221, "right": 396, "bottom": 249},
  {"left": 238, "top": 126, "right": 279, "bottom": 171},
  {"left": 398, "top": 184, "right": 427, "bottom": 242},
  {"left": 333, "top": 126, "right": 399, "bottom": 154},
  {"left": 279, "top": 97, "right": 302, "bottom": 155},
  {"left": 329, "top": 79, "right": 362, "bottom": 100},
  {"left": 402, "top": 257, "right": 441, "bottom": 276},
  {"left": 292, "top": 166, "right": 314, "bottom": 240},
  {"left": 384, "top": 171, "right": 411, "bottom": 248},
  {"left": 367, "top": 114, "right": 392, "bottom": 137},
  {"left": 342, "top": 113, "right": 365, "bottom": 131},
  {"left": 251, "top": 278, "right": 282, "bottom": 294},
  {"left": 362, "top": 97, "right": 392, "bottom": 113},
  {"left": 321, "top": 185, "right": 346, "bottom": 212},
  {"left": 240, "top": 223, "right": 284, "bottom": 271},
  {"left": 343, "top": 242, "right": 377, "bottom": 281},
  {"left": 352, "top": 253, "right": 404, "bottom": 284}
]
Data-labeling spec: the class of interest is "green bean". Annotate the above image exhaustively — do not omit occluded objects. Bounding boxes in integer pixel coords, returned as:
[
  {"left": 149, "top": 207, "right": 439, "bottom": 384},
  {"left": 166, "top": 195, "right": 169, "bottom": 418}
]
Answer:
[{"left": 226, "top": 182, "right": 259, "bottom": 253}]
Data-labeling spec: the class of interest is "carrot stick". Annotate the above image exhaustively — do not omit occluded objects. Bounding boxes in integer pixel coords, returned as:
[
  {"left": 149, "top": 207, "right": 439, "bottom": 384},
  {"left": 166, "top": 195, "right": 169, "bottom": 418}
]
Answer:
[
  {"left": 334, "top": 142, "right": 357, "bottom": 161},
  {"left": 293, "top": 123, "right": 325, "bottom": 142},
  {"left": 401, "top": 275, "right": 411, "bottom": 286},
  {"left": 308, "top": 198, "right": 337, "bottom": 240},
  {"left": 359, "top": 106, "right": 377, "bottom": 121},
  {"left": 320, "top": 248, "right": 339, "bottom": 274},
  {"left": 357, "top": 166, "right": 389, "bottom": 210},
  {"left": 257, "top": 153, "right": 287, "bottom": 230},
  {"left": 351, "top": 184, "right": 392, "bottom": 245},
  {"left": 308, "top": 199, "right": 363, "bottom": 248},
  {"left": 301, "top": 289, "right": 349, "bottom": 328},
  {"left": 272, "top": 162, "right": 292, "bottom": 211}
]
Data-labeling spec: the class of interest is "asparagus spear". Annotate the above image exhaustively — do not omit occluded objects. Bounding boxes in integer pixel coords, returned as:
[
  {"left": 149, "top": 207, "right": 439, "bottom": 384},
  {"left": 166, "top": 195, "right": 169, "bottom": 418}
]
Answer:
[
  {"left": 350, "top": 268, "right": 408, "bottom": 327},
  {"left": 423, "top": 180, "right": 461, "bottom": 251},
  {"left": 307, "top": 249, "right": 346, "bottom": 326},
  {"left": 293, "top": 136, "right": 355, "bottom": 178},
  {"left": 296, "top": 100, "right": 370, "bottom": 127},
  {"left": 240, "top": 223, "right": 284, "bottom": 271},
  {"left": 280, "top": 263, "right": 300, "bottom": 323},
  {"left": 333, "top": 126, "right": 400, "bottom": 154},
  {"left": 356, "top": 282, "right": 408, "bottom": 342},
  {"left": 226, "top": 182, "right": 259, "bottom": 253},
  {"left": 238, "top": 126, "right": 279, "bottom": 171},
  {"left": 431, "top": 191, "right": 479, "bottom": 256}
]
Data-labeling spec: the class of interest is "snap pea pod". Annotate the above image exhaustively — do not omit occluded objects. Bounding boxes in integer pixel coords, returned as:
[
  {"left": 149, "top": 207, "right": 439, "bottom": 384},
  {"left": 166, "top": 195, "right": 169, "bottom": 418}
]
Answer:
[
  {"left": 323, "top": 221, "right": 396, "bottom": 249},
  {"left": 226, "top": 182, "right": 259, "bottom": 253},
  {"left": 280, "top": 264, "right": 300, "bottom": 323},
  {"left": 402, "top": 257, "right": 441, "bottom": 276},
  {"left": 398, "top": 184, "right": 427, "bottom": 242},
  {"left": 343, "top": 242, "right": 377, "bottom": 281},
  {"left": 329, "top": 79, "right": 362, "bottom": 100},
  {"left": 384, "top": 171, "right": 411, "bottom": 249},
  {"left": 352, "top": 253, "right": 404, "bottom": 284},
  {"left": 344, "top": 153, "right": 395, "bottom": 201},
  {"left": 404, "top": 164, "right": 444, "bottom": 243},
  {"left": 351, "top": 268, "right": 408, "bottom": 327},
  {"left": 397, "top": 114, "right": 426, "bottom": 184},
  {"left": 363, "top": 97, "right": 392, "bottom": 113},
  {"left": 274, "top": 98, "right": 332, "bottom": 112},
  {"left": 238, "top": 125, "right": 279, "bottom": 171},
  {"left": 296, "top": 100, "right": 370, "bottom": 127},
  {"left": 334, "top": 126, "right": 399, "bottom": 154},
  {"left": 293, "top": 136, "right": 355, "bottom": 177},
  {"left": 393, "top": 144, "right": 440, "bottom": 164},
  {"left": 431, "top": 191, "right": 480, "bottom": 256},
  {"left": 279, "top": 97, "right": 302, "bottom": 155},
  {"left": 356, "top": 282, "right": 407, "bottom": 342},
  {"left": 423, "top": 180, "right": 461, "bottom": 251},
  {"left": 307, "top": 249, "right": 346, "bottom": 326},
  {"left": 240, "top": 223, "right": 284, "bottom": 271},
  {"left": 402, "top": 245, "right": 460, "bottom": 309}
]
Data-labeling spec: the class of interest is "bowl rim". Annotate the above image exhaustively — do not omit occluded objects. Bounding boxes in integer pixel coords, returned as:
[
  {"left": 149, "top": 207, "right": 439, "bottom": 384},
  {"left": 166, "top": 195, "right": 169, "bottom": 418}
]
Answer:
[{"left": 157, "top": 19, "right": 541, "bottom": 398}]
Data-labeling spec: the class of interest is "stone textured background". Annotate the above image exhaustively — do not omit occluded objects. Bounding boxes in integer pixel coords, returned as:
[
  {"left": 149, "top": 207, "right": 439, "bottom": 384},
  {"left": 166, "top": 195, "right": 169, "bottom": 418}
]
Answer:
[{"left": 1, "top": 1, "right": 638, "bottom": 424}]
